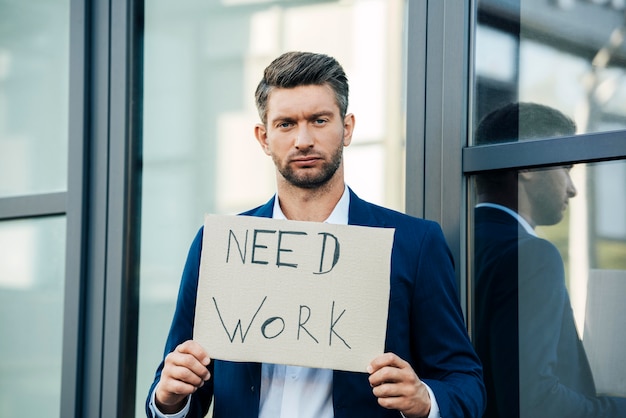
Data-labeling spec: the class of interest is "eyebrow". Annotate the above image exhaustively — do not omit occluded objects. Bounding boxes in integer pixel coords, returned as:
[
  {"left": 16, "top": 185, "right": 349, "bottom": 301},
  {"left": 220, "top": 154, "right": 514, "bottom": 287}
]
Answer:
[
  {"left": 270, "top": 110, "right": 336, "bottom": 125},
  {"left": 309, "top": 111, "right": 335, "bottom": 120},
  {"left": 271, "top": 116, "right": 296, "bottom": 124}
]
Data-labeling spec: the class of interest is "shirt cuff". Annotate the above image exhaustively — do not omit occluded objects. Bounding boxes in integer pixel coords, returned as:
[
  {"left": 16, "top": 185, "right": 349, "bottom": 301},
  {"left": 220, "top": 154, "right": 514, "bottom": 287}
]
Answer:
[
  {"left": 148, "top": 384, "right": 191, "bottom": 418},
  {"left": 400, "top": 382, "right": 440, "bottom": 418},
  {"left": 424, "top": 383, "right": 440, "bottom": 418}
]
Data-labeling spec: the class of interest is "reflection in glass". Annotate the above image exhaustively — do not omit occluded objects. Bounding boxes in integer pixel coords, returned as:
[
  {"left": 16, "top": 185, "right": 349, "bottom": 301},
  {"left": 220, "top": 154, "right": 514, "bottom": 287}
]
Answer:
[
  {"left": 137, "top": 1, "right": 406, "bottom": 415},
  {"left": 0, "top": 216, "right": 66, "bottom": 416},
  {"left": 474, "top": 0, "right": 626, "bottom": 142},
  {"left": 471, "top": 102, "right": 626, "bottom": 417},
  {"left": 0, "top": 0, "right": 70, "bottom": 197}
]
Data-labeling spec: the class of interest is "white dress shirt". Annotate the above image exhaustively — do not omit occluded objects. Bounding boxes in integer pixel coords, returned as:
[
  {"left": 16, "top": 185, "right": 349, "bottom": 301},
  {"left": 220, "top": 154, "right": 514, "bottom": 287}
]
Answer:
[{"left": 256, "top": 187, "right": 351, "bottom": 418}]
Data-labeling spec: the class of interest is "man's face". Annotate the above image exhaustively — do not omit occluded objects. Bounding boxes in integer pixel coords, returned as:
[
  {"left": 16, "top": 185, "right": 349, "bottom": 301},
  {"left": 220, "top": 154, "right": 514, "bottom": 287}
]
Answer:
[
  {"left": 524, "top": 165, "right": 577, "bottom": 226},
  {"left": 254, "top": 84, "right": 354, "bottom": 189}
]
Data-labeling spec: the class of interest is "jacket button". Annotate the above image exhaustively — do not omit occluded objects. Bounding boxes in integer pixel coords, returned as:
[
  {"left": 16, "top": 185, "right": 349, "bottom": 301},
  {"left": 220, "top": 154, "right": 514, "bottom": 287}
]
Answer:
[{"left": 251, "top": 386, "right": 255, "bottom": 392}]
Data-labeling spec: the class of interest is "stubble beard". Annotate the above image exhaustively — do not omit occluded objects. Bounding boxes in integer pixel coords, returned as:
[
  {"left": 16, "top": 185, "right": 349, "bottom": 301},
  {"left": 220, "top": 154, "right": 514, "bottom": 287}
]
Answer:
[
  {"left": 533, "top": 200, "right": 566, "bottom": 226},
  {"left": 275, "top": 143, "right": 344, "bottom": 190}
]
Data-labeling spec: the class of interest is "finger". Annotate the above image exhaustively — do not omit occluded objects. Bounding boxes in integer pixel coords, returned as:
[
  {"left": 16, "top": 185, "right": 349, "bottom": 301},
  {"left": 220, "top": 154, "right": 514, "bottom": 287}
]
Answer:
[
  {"left": 372, "top": 380, "right": 402, "bottom": 397},
  {"left": 374, "top": 379, "right": 431, "bottom": 417},
  {"left": 369, "top": 355, "right": 422, "bottom": 390},
  {"left": 159, "top": 369, "right": 205, "bottom": 396},
  {"left": 166, "top": 356, "right": 211, "bottom": 384},
  {"left": 163, "top": 343, "right": 212, "bottom": 383},
  {"left": 163, "top": 360, "right": 210, "bottom": 387},
  {"left": 368, "top": 352, "right": 409, "bottom": 371},
  {"left": 368, "top": 353, "right": 408, "bottom": 386},
  {"left": 176, "top": 340, "right": 211, "bottom": 366},
  {"left": 155, "top": 379, "right": 195, "bottom": 412},
  {"left": 368, "top": 365, "right": 404, "bottom": 388},
  {"left": 372, "top": 379, "right": 420, "bottom": 415},
  {"left": 174, "top": 341, "right": 212, "bottom": 375}
]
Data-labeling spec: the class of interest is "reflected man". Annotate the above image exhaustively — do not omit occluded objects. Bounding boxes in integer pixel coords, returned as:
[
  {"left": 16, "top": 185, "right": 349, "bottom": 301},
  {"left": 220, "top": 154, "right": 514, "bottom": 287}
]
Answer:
[{"left": 473, "top": 102, "right": 626, "bottom": 417}]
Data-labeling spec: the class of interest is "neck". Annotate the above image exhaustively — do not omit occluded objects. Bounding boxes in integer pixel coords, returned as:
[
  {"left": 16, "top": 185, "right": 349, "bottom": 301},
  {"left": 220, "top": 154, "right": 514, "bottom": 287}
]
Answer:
[{"left": 276, "top": 177, "right": 345, "bottom": 222}]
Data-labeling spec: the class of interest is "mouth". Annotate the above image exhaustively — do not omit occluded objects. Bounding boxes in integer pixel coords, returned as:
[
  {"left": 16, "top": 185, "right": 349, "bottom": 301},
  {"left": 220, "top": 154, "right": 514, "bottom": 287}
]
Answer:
[{"left": 291, "top": 156, "right": 321, "bottom": 167}]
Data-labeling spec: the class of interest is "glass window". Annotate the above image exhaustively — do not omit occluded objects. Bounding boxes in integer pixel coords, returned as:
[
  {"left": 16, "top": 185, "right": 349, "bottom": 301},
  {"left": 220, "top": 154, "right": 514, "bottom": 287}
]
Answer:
[
  {"left": 0, "top": 0, "right": 70, "bottom": 197},
  {"left": 0, "top": 216, "right": 66, "bottom": 416},
  {"left": 470, "top": 159, "right": 626, "bottom": 416},
  {"left": 473, "top": 0, "right": 626, "bottom": 142},
  {"left": 471, "top": 5, "right": 626, "bottom": 412},
  {"left": 136, "top": 1, "right": 407, "bottom": 415}
]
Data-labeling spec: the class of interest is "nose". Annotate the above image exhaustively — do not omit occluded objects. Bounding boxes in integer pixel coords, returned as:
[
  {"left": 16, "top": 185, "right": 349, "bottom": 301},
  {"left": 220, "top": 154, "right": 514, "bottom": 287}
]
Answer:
[
  {"left": 295, "top": 125, "right": 314, "bottom": 149},
  {"left": 566, "top": 172, "right": 577, "bottom": 198}
]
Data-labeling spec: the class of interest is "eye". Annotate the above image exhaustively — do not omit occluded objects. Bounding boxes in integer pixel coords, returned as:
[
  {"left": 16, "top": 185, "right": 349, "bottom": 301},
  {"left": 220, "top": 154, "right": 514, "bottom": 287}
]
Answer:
[
  {"left": 314, "top": 118, "right": 328, "bottom": 125},
  {"left": 278, "top": 121, "right": 293, "bottom": 129}
]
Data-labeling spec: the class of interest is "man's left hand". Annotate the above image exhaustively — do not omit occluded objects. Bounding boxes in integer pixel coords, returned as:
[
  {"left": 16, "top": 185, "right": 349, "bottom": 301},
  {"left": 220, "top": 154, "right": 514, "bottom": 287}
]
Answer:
[{"left": 368, "top": 352, "right": 431, "bottom": 418}]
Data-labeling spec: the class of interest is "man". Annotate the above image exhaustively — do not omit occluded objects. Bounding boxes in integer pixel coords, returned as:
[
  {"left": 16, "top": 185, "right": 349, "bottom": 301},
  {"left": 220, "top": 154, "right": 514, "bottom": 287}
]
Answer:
[
  {"left": 473, "top": 102, "right": 626, "bottom": 417},
  {"left": 147, "top": 51, "right": 485, "bottom": 418}
]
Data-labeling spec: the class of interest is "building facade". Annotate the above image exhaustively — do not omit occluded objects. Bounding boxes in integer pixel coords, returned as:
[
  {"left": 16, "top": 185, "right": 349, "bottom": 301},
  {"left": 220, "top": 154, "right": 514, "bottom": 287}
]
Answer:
[{"left": 0, "top": 0, "right": 625, "bottom": 416}]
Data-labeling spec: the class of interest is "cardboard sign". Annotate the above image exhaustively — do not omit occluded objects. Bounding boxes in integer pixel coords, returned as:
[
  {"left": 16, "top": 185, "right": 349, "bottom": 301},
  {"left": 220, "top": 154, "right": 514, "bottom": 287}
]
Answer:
[{"left": 193, "top": 214, "right": 394, "bottom": 372}]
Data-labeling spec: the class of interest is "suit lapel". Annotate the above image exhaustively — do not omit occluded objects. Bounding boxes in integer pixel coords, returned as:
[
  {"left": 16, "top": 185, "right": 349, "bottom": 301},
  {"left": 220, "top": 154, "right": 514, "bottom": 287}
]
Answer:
[{"left": 347, "top": 188, "right": 387, "bottom": 227}]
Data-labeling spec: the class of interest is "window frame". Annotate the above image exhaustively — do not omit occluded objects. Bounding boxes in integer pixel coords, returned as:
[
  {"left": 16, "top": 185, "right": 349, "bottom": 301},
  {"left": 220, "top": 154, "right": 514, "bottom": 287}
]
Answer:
[{"left": 61, "top": 0, "right": 143, "bottom": 416}]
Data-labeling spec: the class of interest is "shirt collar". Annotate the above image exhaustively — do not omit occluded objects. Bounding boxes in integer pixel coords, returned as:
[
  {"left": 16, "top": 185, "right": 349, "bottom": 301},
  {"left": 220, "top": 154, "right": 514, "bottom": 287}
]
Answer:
[
  {"left": 476, "top": 202, "right": 536, "bottom": 236},
  {"left": 272, "top": 185, "right": 350, "bottom": 225}
]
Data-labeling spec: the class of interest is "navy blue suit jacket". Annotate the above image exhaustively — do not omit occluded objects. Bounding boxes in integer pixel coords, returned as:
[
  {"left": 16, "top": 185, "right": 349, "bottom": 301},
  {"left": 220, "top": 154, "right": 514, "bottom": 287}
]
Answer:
[
  {"left": 474, "top": 206, "right": 626, "bottom": 418},
  {"left": 147, "top": 190, "right": 485, "bottom": 417}
]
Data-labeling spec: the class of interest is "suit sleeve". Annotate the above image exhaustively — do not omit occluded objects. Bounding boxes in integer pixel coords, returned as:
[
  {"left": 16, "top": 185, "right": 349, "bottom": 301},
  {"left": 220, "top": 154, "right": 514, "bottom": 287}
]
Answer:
[
  {"left": 407, "top": 222, "right": 486, "bottom": 418},
  {"left": 146, "top": 227, "right": 214, "bottom": 418}
]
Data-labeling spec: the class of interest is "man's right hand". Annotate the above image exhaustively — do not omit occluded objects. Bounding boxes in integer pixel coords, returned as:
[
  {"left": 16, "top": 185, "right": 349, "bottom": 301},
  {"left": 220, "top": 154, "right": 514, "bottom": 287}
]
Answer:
[{"left": 155, "top": 340, "right": 212, "bottom": 414}]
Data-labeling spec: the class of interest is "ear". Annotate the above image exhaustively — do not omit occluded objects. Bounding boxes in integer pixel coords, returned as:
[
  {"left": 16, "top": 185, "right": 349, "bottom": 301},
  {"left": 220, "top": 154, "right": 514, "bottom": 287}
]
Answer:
[
  {"left": 342, "top": 113, "right": 355, "bottom": 147},
  {"left": 518, "top": 169, "right": 535, "bottom": 182},
  {"left": 254, "top": 123, "right": 271, "bottom": 155}
]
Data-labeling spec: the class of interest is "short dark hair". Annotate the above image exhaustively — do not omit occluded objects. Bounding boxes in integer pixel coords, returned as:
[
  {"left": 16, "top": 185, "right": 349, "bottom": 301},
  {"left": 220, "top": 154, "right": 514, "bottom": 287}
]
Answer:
[
  {"left": 475, "top": 102, "right": 576, "bottom": 145},
  {"left": 255, "top": 51, "right": 349, "bottom": 124}
]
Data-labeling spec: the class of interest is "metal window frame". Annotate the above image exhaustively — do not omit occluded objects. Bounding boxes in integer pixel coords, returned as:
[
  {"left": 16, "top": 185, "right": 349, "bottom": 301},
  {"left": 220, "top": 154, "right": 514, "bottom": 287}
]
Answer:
[
  {"left": 405, "top": 0, "right": 471, "bottom": 312},
  {"left": 61, "top": 0, "right": 143, "bottom": 417},
  {"left": 463, "top": 131, "right": 626, "bottom": 173},
  {"left": 0, "top": 193, "right": 67, "bottom": 220}
]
